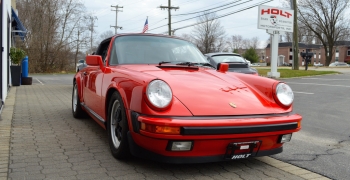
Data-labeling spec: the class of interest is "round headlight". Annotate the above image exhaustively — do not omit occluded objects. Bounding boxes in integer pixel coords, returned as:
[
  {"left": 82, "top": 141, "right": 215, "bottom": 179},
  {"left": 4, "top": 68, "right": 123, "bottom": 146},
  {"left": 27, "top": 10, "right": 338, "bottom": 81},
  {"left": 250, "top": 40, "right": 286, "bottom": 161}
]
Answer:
[
  {"left": 146, "top": 80, "right": 173, "bottom": 108},
  {"left": 276, "top": 83, "right": 294, "bottom": 106}
]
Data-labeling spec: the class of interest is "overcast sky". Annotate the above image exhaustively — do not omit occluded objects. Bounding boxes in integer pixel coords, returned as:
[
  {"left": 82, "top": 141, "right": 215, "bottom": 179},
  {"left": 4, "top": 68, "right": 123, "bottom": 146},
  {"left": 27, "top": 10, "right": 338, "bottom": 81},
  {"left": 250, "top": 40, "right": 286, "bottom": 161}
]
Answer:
[{"left": 81, "top": 0, "right": 289, "bottom": 48}]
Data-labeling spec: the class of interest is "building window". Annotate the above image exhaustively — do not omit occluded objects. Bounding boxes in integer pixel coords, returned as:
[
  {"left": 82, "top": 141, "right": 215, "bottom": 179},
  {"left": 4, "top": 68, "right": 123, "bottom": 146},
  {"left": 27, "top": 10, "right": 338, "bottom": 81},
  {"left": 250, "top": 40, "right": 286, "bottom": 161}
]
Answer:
[
  {"left": 347, "top": 50, "right": 350, "bottom": 56},
  {"left": 289, "top": 55, "right": 292, "bottom": 60}
]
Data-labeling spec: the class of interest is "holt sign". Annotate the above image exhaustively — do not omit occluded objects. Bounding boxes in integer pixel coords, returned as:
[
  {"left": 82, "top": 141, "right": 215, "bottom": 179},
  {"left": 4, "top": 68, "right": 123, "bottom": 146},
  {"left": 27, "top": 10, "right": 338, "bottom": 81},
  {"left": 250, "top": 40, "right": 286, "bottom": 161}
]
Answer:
[{"left": 257, "top": 5, "right": 294, "bottom": 32}]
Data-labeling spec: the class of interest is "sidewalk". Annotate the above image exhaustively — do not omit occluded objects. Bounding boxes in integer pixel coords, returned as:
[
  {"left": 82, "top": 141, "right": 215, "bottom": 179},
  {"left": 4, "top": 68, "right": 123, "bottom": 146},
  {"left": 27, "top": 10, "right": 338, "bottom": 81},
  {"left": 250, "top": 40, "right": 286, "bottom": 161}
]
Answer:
[{"left": 0, "top": 85, "right": 331, "bottom": 180}]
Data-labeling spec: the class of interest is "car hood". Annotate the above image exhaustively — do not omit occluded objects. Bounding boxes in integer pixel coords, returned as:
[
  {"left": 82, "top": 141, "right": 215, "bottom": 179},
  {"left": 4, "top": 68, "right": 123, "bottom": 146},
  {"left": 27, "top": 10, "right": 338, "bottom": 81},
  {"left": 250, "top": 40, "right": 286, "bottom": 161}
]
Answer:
[{"left": 123, "top": 65, "right": 286, "bottom": 116}]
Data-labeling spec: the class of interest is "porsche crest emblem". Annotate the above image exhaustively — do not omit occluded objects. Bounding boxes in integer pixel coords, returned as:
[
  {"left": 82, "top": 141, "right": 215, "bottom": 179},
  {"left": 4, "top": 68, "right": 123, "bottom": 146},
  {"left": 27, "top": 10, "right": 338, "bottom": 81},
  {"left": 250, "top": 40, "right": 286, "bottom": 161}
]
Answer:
[{"left": 229, "top": 102, "right": 237, "bottom": 108}]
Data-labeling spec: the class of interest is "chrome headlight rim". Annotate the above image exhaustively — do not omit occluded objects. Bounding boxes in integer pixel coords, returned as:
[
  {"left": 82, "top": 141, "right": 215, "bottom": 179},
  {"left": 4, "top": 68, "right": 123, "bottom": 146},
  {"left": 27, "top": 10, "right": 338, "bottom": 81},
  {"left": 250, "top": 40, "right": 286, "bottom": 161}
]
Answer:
[
  {"left": 146, "top": 79, "right": 173, "bottom": 109},
  {"left": 275, "top": 83, "right": 294, "bottom": 107}
]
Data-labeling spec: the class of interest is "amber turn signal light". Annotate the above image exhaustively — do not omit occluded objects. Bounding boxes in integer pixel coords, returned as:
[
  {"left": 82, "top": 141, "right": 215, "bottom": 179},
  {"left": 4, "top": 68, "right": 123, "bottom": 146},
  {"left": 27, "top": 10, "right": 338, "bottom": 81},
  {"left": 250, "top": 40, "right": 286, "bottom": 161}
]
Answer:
[{"left": 141, "top": 123, "right": 180, "bottom": 135}]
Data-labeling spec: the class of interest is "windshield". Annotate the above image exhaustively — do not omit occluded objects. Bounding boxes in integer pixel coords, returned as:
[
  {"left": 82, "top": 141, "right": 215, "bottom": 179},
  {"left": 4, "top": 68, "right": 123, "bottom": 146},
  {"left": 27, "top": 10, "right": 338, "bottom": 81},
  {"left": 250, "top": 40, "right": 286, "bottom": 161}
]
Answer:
[
  {"left": 211, "top": 55, "right": 246, "bottom": 63},
  {"left": 111, "top": 35, "right": 208, "bottom": 65}
]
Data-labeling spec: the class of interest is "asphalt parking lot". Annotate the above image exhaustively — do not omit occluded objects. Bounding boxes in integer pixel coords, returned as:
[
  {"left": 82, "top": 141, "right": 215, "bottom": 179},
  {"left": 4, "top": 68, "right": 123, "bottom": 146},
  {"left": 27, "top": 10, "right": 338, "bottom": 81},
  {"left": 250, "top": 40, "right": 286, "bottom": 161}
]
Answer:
[{"left": 1, "top": 69, "right": 344, "bottom": 180}]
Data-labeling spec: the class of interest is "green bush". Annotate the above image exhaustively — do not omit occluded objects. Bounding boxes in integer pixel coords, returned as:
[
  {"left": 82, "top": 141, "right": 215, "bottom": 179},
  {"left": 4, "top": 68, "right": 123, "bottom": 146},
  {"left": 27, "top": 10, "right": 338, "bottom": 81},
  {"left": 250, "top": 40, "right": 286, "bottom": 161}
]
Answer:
[
  {"left": 242, "top": 47, "right": 259, "bottom": 63},
  {"left": 9, "top": 47, "right": 26, "bottom": 65}
]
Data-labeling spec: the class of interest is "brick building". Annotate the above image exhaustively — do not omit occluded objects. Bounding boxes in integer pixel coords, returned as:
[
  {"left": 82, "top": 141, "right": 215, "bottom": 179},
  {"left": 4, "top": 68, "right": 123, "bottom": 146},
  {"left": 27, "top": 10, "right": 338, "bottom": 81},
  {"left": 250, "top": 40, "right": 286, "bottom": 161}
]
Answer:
[{"left": 265, "top": 41, "right": 350, "bottom": 65}]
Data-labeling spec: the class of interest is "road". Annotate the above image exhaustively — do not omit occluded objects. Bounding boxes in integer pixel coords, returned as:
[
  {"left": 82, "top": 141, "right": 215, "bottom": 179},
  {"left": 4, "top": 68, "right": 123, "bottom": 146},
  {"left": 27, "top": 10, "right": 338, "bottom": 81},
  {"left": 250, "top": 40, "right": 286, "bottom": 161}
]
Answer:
[
  {"left": 272, "top": 72, "right": 350, "bottom": 180},
  {"left": 29, "top": 71, "right": 350, "bottom": 179}
]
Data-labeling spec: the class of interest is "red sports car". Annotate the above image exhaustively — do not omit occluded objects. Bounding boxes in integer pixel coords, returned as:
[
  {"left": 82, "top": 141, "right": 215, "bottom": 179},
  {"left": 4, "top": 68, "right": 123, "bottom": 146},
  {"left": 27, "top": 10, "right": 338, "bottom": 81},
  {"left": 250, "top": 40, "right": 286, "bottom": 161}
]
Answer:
[{"left": 72, "top": 33, "right": 302, "bottom": 163}]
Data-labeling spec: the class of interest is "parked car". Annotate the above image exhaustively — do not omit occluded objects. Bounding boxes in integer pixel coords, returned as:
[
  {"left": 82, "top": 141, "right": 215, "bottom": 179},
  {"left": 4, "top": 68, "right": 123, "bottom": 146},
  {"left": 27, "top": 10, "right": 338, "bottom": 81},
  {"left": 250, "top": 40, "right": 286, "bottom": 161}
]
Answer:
[
  {"left": 329, "top": 62, "right": 350, "bottom": 67},
  {"left": 76, "top": 59, "right": 86, "bottom": 72},
  {"left": 72, "top": 33, "right": 302, "bottom": 163},
  {"left": 314, "top": 62, "right": 323, "bottom": 67},
  {"left": 205, "top": 53, "right": 258, "bottom": 75}
]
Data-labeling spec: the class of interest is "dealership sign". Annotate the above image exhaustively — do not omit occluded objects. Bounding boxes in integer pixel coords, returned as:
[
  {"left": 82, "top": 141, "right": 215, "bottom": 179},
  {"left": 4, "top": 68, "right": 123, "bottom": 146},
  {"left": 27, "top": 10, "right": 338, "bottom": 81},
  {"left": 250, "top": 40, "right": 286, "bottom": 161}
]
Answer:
[{"left": 257, "top": 5, "right": 294, "bottom": 32}]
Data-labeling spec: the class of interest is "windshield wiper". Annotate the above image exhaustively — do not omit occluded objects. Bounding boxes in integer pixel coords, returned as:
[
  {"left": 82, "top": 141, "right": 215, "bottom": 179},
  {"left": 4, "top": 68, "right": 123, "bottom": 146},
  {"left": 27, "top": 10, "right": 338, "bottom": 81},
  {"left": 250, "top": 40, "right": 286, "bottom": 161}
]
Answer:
[
  {"left": 176, "top": 62, "right": 215, "bottom": 68},
  {"left": 176, "top": 62, "right": 195, "bottom": 66},
  {"left": 197, "top": 63, "right": 215, "bottom": 68},
  {"left": 158, "top": 61, "right": 172, "bottom": 65}
]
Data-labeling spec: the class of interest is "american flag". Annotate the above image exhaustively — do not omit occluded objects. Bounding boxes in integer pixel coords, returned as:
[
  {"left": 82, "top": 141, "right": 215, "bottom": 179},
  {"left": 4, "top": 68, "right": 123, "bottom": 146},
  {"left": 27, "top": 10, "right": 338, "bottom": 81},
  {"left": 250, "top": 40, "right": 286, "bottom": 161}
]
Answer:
[{"left": 142, "top": 18, "right": 148, "bottom": 33}]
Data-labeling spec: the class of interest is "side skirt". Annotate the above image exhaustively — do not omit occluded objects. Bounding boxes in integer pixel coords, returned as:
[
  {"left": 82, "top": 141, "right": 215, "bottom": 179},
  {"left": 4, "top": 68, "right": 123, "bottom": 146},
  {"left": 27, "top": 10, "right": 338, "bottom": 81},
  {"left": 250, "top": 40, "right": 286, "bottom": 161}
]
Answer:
[{"left": 81, "top": 102, "right": 105, "bottom": 124}]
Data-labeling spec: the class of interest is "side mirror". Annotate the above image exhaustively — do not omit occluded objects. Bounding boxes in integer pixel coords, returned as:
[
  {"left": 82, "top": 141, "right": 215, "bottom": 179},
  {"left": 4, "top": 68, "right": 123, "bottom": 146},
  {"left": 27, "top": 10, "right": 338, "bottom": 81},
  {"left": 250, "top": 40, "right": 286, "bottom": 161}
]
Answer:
[
  {"left": 86, "top": 55, "right": 104, "bottom": 70},
  {"left": 217, "top": 63, "right": 229, "bottom": 73}
]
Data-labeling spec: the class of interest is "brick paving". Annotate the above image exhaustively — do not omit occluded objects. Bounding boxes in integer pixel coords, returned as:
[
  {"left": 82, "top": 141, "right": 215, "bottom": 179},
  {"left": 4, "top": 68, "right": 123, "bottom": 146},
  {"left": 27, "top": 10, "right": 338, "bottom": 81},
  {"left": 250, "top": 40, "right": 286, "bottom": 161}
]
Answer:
[{"left": 0, "top": 84, "right": 331, "bottom": 180}]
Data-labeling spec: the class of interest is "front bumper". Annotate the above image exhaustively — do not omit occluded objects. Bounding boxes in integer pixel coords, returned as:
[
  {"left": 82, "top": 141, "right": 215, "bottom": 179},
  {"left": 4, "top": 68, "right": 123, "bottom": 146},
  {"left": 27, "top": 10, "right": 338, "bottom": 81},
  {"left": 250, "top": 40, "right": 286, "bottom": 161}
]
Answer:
[
  {"left": 127, "top": 131, "right": 283, "bottom": 164},
  {"left": 128, "top": 111, "right": 301, "bottom": 163}
]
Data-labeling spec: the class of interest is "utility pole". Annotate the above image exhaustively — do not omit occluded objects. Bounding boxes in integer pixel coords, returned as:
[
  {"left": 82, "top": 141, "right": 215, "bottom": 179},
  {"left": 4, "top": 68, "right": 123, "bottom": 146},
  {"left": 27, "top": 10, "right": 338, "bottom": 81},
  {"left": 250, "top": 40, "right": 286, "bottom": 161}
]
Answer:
[
  {"left": 110, "top": 5, "right": 123, "bottom": 34},
  {"left": 75, "top": 28, "right": 80, "bottom": 69},
  {"left": 89, "top": 16, "right": 98, "bottom": 52},
  {"left": 291, "top": 0, "right": 299, "bottom": 70},
  {"left": 159, "top": 0, "right": 179, "bottom": 36}
]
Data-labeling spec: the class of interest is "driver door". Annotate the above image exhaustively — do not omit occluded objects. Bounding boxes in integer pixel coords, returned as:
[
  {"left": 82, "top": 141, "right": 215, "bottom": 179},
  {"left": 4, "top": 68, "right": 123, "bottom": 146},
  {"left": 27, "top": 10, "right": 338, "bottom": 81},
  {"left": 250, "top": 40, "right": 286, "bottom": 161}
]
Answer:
[{"left": 83, "top": 39, "right": 110, "bottom": 117}]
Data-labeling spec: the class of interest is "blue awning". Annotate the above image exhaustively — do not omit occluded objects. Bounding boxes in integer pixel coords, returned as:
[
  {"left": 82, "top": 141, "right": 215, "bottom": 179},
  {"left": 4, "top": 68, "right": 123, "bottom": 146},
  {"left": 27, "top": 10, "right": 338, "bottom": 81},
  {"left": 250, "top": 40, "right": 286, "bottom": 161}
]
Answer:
[{"left": 11, "top": 7, "right": 27, "bottom": 41}]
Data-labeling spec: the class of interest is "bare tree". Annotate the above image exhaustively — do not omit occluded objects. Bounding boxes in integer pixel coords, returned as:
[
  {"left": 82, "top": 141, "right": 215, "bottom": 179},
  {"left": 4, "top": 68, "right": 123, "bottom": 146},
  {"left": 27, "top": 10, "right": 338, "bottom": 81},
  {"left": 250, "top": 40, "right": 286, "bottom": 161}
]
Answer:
[
  {"left": 16, "top": 0, "right": 91, "bottom": 73},
  {"left": 249, "top": 37, "right": 259, "bottom": 49},
  {"left": 227, "top": 35, "right": 244, "bottom": 52},
  {"left": 227, "top": 35, "right": 260, "bottom": 54},
  {"left": 191, "top": 12, "right": 226, "bottom": 53},
  {"left": 298, "top": 0, "right": 350, "bottom": 66},
  {"left": 282, "top": 32, "right": 293, "bottom": 42},
  {"left": 99, "top": 30, "right": 115, "bottom": 42},
  {"left": 179, "top": 33, "right": 195, "bottom": 44}
]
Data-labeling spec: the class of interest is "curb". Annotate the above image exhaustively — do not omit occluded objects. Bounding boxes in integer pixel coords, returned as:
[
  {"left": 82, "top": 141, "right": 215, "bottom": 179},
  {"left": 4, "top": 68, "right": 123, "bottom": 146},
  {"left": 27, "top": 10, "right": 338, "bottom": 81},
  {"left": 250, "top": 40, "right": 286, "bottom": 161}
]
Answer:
[
  {"left": 0, "top": 87, "right": 16, "bottom": 180},
  {"left": 256, "top": 156, "right": 331, "bottom": 180}
]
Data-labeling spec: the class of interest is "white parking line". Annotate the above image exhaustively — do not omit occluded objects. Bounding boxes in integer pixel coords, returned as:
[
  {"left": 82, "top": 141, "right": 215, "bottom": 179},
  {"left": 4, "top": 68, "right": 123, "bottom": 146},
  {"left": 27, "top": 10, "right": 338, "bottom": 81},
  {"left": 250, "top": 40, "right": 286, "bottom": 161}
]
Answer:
[
  {"left": 294, "top": 91, "right": 314, "bottom": 95},
  {"left": 301, "top": 78, "right": 350, "bottom": 81},
  {"left": 287, "top": 82, "right": 350, "bottom": 88},
  {"left": 35, "top": 78, "right": 44, "bottom": 85}
]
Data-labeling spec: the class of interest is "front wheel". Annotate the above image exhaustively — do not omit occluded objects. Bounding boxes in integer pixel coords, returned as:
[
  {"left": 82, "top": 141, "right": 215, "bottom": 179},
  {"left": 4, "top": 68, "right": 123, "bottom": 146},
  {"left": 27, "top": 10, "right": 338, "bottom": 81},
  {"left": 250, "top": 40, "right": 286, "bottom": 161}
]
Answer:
[{"left": 107, "top": 91, "right": 130, "bottom": 159}]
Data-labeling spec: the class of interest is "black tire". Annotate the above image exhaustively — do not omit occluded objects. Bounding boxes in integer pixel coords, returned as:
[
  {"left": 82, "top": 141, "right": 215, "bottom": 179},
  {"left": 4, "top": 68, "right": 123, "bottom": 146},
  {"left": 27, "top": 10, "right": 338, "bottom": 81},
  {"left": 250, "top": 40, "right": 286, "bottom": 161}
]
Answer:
[
  {"left": 72, "top": 82, "right": 87, "bottom": 118},
  {"left": 107, "top": 91, "right": 130, "bottom": 159}
]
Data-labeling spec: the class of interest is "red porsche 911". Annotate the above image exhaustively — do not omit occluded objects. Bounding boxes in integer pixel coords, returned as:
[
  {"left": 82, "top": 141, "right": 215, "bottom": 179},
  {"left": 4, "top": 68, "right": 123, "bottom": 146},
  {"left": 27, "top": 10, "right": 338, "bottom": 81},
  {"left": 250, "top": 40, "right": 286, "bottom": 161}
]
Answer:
[{"left": 72, "top": 33, "right": 302, "bottom": 163}]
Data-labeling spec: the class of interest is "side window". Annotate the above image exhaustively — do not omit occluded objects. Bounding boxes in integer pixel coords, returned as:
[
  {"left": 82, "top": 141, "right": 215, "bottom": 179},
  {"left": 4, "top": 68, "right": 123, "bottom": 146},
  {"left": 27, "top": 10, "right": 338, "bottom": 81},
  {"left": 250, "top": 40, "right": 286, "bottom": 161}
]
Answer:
[{"left": 109, "top": 41, "right": 118, "bottom": 65}]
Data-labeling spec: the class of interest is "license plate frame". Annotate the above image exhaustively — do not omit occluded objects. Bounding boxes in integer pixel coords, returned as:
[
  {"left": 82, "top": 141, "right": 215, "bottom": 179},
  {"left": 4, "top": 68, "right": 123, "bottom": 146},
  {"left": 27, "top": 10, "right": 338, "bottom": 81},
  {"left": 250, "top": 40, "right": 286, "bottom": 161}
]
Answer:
[{"left": 224, "top": 141, "right": 261, "bottom": 160}]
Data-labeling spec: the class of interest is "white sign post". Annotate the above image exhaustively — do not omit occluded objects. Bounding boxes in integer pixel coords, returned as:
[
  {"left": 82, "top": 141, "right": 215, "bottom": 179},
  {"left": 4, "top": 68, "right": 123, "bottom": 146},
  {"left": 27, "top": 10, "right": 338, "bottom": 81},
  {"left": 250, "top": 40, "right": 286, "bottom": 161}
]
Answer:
[{"left": 258, "top": 5, "right": 294, "bottom": 78}]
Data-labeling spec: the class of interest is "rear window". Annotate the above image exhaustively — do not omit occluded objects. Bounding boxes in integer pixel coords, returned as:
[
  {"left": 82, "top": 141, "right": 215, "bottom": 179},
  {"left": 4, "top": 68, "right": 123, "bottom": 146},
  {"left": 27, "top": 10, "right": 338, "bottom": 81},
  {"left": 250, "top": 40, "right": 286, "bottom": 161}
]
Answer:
[{"left": 211, "top": 55, "right": 246, "bottom": 63}]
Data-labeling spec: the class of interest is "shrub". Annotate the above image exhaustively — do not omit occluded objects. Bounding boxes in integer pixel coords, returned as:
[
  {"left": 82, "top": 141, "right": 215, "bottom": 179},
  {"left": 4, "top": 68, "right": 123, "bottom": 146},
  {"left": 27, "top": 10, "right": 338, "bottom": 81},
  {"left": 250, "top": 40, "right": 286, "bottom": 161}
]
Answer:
[{"left": 9, "top": 47, "right": 26, "bottom": 65}]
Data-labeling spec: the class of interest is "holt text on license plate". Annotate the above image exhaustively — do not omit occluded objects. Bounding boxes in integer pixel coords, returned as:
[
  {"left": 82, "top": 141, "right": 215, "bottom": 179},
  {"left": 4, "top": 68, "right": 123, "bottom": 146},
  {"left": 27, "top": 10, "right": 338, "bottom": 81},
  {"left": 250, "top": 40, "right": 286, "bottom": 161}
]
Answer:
[{"left": 224, "top": 141, "right": 261, "bottom": 160}]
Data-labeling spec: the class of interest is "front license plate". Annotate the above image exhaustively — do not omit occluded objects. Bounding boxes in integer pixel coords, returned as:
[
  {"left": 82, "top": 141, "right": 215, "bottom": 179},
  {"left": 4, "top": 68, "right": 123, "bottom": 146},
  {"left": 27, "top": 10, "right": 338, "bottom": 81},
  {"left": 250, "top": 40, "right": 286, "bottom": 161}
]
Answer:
[{"left": 224, "top": 141, "right": 261, "bottom": 160}]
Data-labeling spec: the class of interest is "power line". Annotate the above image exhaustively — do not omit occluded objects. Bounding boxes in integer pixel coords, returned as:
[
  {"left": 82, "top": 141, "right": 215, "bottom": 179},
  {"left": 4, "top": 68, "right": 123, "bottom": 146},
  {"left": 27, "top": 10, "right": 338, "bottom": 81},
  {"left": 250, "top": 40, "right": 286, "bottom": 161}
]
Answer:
[
  {"left": 172, "top": 0, "right": 272, "bottom": 33},
  {"left": 173, "top": 0, "right": 231, "bottom": 15},
  {"left": 119, "top": 0, "right": 195, "bottom": 25},
  {"left": 225, "top": 23, "right": 256, "bottom": 30},
  {"left": 171, "top": 0, "right": 251, "bottom": 24},
  {"left": 148, "top": 0, "right": 252, "bottom": 31},
  {"left": 173, "top": 0, "right": 244, "bottom": 16},
  {"left": 123, "top": 18, "right": 167, "bottom": 32}
]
